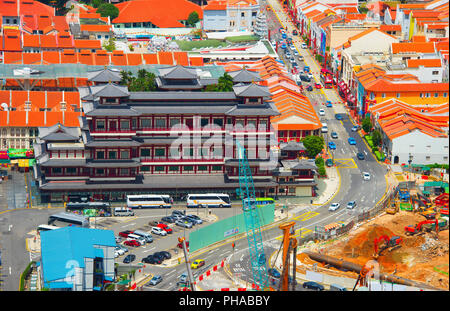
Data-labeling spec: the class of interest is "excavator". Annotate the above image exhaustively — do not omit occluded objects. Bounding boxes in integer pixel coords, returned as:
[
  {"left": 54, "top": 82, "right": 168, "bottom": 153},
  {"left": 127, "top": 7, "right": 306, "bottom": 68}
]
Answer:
[
  {"left": 404, "top": 219, "right": 439, "bottom": 236},
  {"left": 386, "top": 203, "right": 399, "bottom": 215},
  {"left": 373, "top": 235, "right": 403, "bottom": 258}
]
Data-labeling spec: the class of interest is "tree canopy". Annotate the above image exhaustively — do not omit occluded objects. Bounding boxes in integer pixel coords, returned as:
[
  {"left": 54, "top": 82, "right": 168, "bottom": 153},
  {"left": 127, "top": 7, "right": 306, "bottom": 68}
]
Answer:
[
  {"left": 203, "top": 73, "right": 234, "bottom": 92},
  {"left": 302, "top": 135, "right": 324, "bottom": 158},
  {"left": 187, "top": 11, "right": 200, "bottom": 27},
  {"left": 96, "top": 3, "right": 119, "bottom": 20},
  {"left": 362, "top": 115, "right": 372, "bottom": 133},
  {"left": 120, "top": 70, "right": 157, "bottom": 92}
]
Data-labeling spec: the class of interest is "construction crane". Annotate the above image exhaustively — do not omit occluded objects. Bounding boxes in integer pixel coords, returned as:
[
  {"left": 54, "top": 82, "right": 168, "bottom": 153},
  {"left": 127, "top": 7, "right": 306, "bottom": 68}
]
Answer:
[
  {"left": 373, "top": 235, "right": 402, "bottom": 258},
  {"left": 278, "top": 221, "right": 298, "bottom": 291},
  {"left": 236, "top": 140, "right": 269, "bottom": 290}
]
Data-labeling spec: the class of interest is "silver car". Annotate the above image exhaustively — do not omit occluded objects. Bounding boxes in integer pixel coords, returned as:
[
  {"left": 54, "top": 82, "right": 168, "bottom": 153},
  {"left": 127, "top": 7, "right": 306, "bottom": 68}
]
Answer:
[{"left": 176, "top": 219, "right": 193, "bottom": 228}]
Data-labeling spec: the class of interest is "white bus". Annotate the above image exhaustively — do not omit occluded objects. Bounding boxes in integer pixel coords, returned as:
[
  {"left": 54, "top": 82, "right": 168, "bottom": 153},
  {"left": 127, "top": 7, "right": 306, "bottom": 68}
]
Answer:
[
  {"left": 37, "top": 224, "right": 60, "bottom": 232},
  {"left": 186, "top": 193, "right": 231, "bottom": 208},
  {"left": 48, "top": 212, "right": 90, "bottom": 228},
  {"left": 126, "top": 194, "right": 173, "bottom": 209}
]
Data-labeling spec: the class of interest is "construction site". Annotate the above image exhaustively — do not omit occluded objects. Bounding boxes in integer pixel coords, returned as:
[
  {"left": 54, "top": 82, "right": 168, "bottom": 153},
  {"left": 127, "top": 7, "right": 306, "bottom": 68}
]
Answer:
[{"left": 295, "top": 178, "right": 449, "bottom": 291}]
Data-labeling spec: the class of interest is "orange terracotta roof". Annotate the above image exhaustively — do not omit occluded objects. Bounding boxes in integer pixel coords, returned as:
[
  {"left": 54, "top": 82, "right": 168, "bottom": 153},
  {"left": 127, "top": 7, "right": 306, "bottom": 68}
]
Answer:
[
  {"left": 94, "top": 50, "right": 110, "bottom": 66},
  {"left": 79, "top": 24, "right": 112, "bottom": 33},
  {"left": 3, "top": 52, "right": 23, "bottom": 64},
  {"left": 23, "top": 53, "right": 41, "bottom": 64},
  {"left": 157, "top": 51, "right": 174, "bottom": 65},
  {"left": 40, "top": 35, "right": 58, "bottom": 49},
  {"left": 74, "top": 39, "right": 102, "bottom": 50},
  {"left": 204, "top": 0, "right": 227, "bottom": 10},
  {"left": 113, "top": 0, "right": 203, "bottom": 28},
  {"left": 407, "top": 58, "right": 441, "bottom": 68},
  {"left": 391, "top": 42, "right": 436, "bottom": 54},
  {"left": 111, "top": 50, "right": 128, "bottom": 65},
  {"left": 379, "top": 24, "right": 402, "bottom": 32},
  {"left": 189, "top": 57, "right": 204, "bottom": 66},
  {"left": 78, "top": 50, "right": 94, "bottom": 65},
  {"left": 142, "top": 53, "right": 158, "bottom": 65},
  {"left": 61, "top": 50, "right": 77, "bottom": 64},
  {"left": 1, "top": 29, "right": 22, "bottom": 52},
  {"left": 173, "top": 51, "right": 189, "bottom": 66},
  {"left": 23, "top": 34, "right": 40, "bottom": 48},
  {"left": 42, "top": 51, "right": 60, "bottom": 64}
]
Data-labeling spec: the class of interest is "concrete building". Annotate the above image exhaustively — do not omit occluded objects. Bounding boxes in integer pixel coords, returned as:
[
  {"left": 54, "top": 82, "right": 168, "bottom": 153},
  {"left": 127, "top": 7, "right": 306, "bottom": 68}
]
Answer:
[{"left": 40, "top": 226, "right": 116, "bottom": 291}]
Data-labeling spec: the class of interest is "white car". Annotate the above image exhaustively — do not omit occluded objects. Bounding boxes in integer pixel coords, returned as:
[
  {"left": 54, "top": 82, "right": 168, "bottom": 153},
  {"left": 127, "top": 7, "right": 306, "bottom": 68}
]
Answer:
[
  {"left": 293, "top": 50, "right": 299, "bottom": 56},
  {"left": 363, "top": 172, "right": 371, "bottom": 180},
  {"left": 151, "top": 227, "right": 168, "bottom": 236},
  {"left": 346, "top": 201, "right": 357, "bottom": 209},
  {"left": 319, "top": 109, "right": 325, "bottom": 116},
  {"left": 290, "top": 45, "right": 296, "bottom": 51},
  {"left": 307, "top": 73, "right": 313, "bottom": 79},
  {"left": 301, "top": 43, "right": 307, "bottom": 49},
  {"left": 328, "top": 203, "right": 341, "bottom": 211},
  {"left": 298, "top": 55, "right": 304, "bottom": 60},
  {"left": 115, "top": 246, "right": 125, "bottom": 256}
]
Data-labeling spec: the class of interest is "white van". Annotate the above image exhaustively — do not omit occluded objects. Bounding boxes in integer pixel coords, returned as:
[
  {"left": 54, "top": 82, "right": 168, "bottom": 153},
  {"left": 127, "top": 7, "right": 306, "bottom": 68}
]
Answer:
[
  {"left": 127, "top": 234, "right": 146, "bottom": 245},
  {"left": 133, "top": 230, "right": 153, "bottom": 243},
  {"left": 114, "top": 207, "right": 134, "bottom": 217},
  {"left": 321, "top": 123, "right": 328, "bottom": 133}
]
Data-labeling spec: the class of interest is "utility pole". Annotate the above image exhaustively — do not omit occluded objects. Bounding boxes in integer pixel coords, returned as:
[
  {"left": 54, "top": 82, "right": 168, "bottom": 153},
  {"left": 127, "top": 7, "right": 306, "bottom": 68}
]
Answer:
[{"left": 178, "top": 237, "right": 195, "bottom": 291}]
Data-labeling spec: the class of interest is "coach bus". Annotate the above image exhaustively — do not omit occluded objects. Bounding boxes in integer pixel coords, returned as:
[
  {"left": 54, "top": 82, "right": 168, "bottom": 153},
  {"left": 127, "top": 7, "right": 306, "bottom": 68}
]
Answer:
[
  {"left": 37, "top": 224, "right": 60, "bottom": 232},
  {"left": 186, "top": 193, "right": 231, "bottom": 208},
  {"left": 48, "top": 212, "right": 90, "bottom": 228},
  {"left": 66, "top": 201, "right": 112, "bottom": 217},
  {"left": 126, "top": 194, "right": 173, "bottom": 209}
]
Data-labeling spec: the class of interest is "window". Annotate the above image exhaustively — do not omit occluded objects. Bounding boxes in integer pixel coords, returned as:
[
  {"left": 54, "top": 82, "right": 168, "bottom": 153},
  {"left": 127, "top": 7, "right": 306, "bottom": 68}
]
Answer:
[
  {"left": 141, "top": 118, "right": 151, "bottom": 128},
  {"left": 369, "top": 92, "right": 375, "bottom": 100},
  {"left": 432, "top": 71, "right": 439, "bottom": 75},
  {"left": 155, "top": 148, "right": 166, "bottom": 157},
  {"left": 96, "top": 151, "right": 105, "bottom": 159},
  {"left": 197, "top": 165, "right": 208, "bottom": 172},
  {"left": 434, "top": 93, "right": 439, "bottom": 98},
  {"left": 95, "top": 120, "right": 105, "bottom": 130},
  {"left": 170, "top": 147, "right": 180, "bottom": 159},
  {"left": 425, "top": 93, "right": 430, "bottom": 98},
  {"left": 183, "top": 166, "right": 194, "bottom": 172},
  {"left": 252, "top": 12, "right": 257, "bottom": 17},
  {"left": 396, "top": 93, "right": 401, "bottom": 98},
  {"left": 141, "top": 148, "right": 151, "bottom": 157},
  {"left": 66, "top": 167, "right": 77, "bottom": 175},
  {"left": 241, "top": 12, "right": 245, "bottom": 17},
  {"left": 154, "top": 166, "right": 165, "bottom": 172},
  {"left": 247, "top": 120, "right": 257, "bottom": 130},
  {"left": 212, "top": 147, "right": 222, "bottom": 158},
  {"left": 168, "top": 165, "right": 180, "bottom": 172},
  {"left": 96, "top": 169, "right": 105, "bottom": 175},
  {"left": 426, "top": 156, "right": 431, "bottom": 161},
  {"left": 444, "top": 92, "right": 448, "bottom": 98},
  {"left": 213, "top": 118, "right": 223, "bottom": 127},
  {"left": 120, "top": 120, "right": 130, "bottom": 130},
  {"left": 120, "top": 168, "right": 129, "bottom": 176},
  {"left": 201, "top": 147, "right": 209, "bottom": 158},
  {"left": 155, "top": 118, "right": 166, "bottom": 128},
  {"left": 169, "top": 118, "right": 181, "bottom": 128},
  {"left": 258, "top": 119, "right": 267, "bottom": 130},
  {"left": 52, "top": 167, "right": 62, "bottom": 174},
  {"left": 201, "top": 117, "right": 210, "bottom": 127},
  {"left": 444, "top": 156, "right": 448, "bottom": 162},
  {"left": 120, "top": 150, "right": 130, "bottom": 159},
  {"left": 108, "top": 150, "right": 117, "bottom": 159},
  {"left": 381, "top": 93, "right": 386, "bottom": 98},
  {"left": 141, "top": 166, "right": 150, "bottom": 172},
  {"left": 183, "top": 148, "right": 193, "bottom": 158},
  {"left": 211, "top": 165, "right": 222, "bottom": 172},
  {"left": 420, "top": 93, "right": 424, "bottom": 98}
]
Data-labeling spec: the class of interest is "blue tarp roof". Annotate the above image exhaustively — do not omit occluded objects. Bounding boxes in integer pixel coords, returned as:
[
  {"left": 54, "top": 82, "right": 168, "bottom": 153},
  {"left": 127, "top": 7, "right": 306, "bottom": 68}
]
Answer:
[{"left": 40, "top": 226, "right": 115, "bottom": 287}]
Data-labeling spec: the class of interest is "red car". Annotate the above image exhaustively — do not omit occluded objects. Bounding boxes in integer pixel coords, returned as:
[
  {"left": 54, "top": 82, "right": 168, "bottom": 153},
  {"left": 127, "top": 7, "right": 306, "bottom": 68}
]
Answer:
[
  {"left": 124, "top": 240, "right": 141, "bottom": 247},
  {"left": 314, "top": 83, "right": 322, "bottom": 89},
  {"left": 119, "top": 230, "right": 134, "bottom": 238},
  {"left": 157, "top": 223, "right": 173, "bottom": 234}
]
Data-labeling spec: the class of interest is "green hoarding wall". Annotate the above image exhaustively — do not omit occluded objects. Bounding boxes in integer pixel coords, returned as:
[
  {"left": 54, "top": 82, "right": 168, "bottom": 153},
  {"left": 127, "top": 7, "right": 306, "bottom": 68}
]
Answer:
[{"left": 189, "top": 204, "right": 275, "bottom": 253}]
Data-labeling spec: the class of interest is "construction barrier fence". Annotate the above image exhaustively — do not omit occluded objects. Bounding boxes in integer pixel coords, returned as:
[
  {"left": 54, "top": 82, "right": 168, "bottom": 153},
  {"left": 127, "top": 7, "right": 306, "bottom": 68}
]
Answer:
[{"left": 189, "top": 204, "right": 275, "bottom": 253}]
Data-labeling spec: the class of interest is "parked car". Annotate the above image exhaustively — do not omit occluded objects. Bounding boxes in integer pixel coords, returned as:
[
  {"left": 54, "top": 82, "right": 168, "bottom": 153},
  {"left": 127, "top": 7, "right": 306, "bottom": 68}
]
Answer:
[
  {"left": 306, "top": 85, "right": 313, "bottom": 91},
  {"left": 153, "top": 252, "right": 166, "bottom": 262},
  {"left": 151, "top": 226, "right": 168, "bottom": 236},
  {"left": 348, "top": 137, "right": 357, "bottom": 145},
  {"left": 118, "top": 230, "right": 134, "bottom": 238},
  {"left": 357, "top": 152, "right": 365, "bottom": 160},
  {"left": 157, "top": 223, "right": 173, "bottom": 234},
  {"left": 346, "top": 201, "right": 357, "bottom": 209},
  {"left": 191, "top": 259, "right": 205, "bottom": 269},
  {"left": 176, "top": 219, "right": 193, "bottom": 228},
  {"left": 328, "top": 142, "right": 336, "bottom": 150},
  {"left": 123, "top": 240, "right": 140, "bottom": 247},
  {"left": 172, "top": 210, "right": 186, "bottom": 218},
  {"left": 115, "top": 246, "right": 125, "bottom": 256},
  {"left": 185, "top": 214, "right": 203, "bottom": 224},
  {"left": 326, "top": 101, "right": 333, "bottom": 108},
  {"left": 123, "top": 254, "right": 136, "bottom": 264},
  {"left": 161, "top": 216, "right": 176, "bottom": 223},
  {"left": 331, "top": 131, "right": 338, "bottom": 139},
  {"left": 148, "top": 220, "right": 162, "bottom": 226},
  {"left": 328, "top": 203, "right": 341, "bottom": 211},
  {"left": 301, "top": 43, "right": 307, "bottom": 49},
  {"left": 114, "top": 250, "right": 119, "bottom": 258},
  {"left": 319, "top": 108, "right": 325, "bottom": 116},
  {"left": 363, "top": 172, "right": 371, "bottom": 181},
  {"left": 335, "top": 113, "right": 343, "bottom": 120},
  {"left": 115, "top": 236, "right": 122, "bottom": 243},
  {"left": 268, "top": 268, "right": 281, "bottom": 278},
  {"left": 293, "top": 50, "right": 299, "bottom": 56},
  {"left": 314, "top": 83, "right": 322, "bottom": 89},
  {"left": 303, "top": 281, "right": 324, "bottom": 291},
  {"left": 298, "top": 55, "right": 304, "bottom": 60},
  {"left": 142, "top": 255, "right": 161, "bottom": 264},
  {"left": 148, "top": 275, "right": 163, "bottom": 286},
  {"left": 300, "top": 75, "right": 311, "bottom": 82},
  {"left": 117, "top": 244, "right": 129, "bottom": 253},
  {"left": 325, "top": 159, "right": 334, "bottom": 167},
  {"left": 159, "top": 251, "right": 172, "bottom": 260}
]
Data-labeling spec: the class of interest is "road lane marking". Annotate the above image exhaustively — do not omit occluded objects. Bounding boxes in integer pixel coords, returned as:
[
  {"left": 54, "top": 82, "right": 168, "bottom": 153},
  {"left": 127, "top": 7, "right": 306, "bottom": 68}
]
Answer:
[{"left": 293, "top": 211, "right": 320, "bottom": 222}]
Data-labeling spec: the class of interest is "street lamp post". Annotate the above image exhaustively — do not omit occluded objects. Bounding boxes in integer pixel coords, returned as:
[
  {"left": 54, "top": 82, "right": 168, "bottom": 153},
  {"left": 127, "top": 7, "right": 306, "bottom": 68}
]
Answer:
[{"left": 408, "top": 153, "right": 413, "bottom": 189}]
